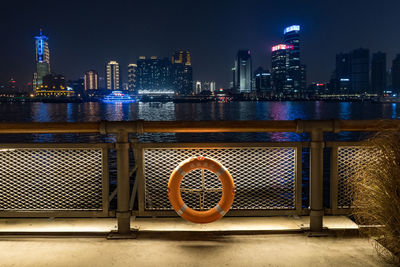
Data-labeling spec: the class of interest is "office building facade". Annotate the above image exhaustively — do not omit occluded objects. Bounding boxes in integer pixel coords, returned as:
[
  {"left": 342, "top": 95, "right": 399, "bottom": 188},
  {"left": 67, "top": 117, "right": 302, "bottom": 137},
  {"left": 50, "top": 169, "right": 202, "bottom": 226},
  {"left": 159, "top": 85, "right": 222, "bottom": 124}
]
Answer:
[
  {"left": 334, "top": 49, "right": 370, "bottom": 94},
  {"left": 136, "top": 56, "right": 174, "bottom": 94},
  {"left": 234, "top": 50, "right": 252, "bottom": 93},
  {"left": 84, "top": 70, "right": 99, "bottom": 90},
  {"left": 134, "top": 51, "right": 193, "bottom": 95},
  {"left": 127, "top": 63, "right": 137, "bottom": 92},
  {"left": 172, "top": 50, "right": 193, "bottom": 95},
  {"left": 283, "top": 25, "right": 302, "bottom": 93},
  {"left": 271, "top": 44, "right": 293, "bottom": 94},
  {"left": 371, "top": 52, "right": 386, "bottom": 95},
  {"left": 334, "top": 52, "right": 352, "bottom": 94},
  {"left": 106, "top": 61, "right": 120, "bottom": 90},
  {"left": 254, "top": 67, "right": 271, "bottom": 93},
  {"left": 351, "top": 48, "right": 370, "bottom": 93},
  {"left": 300, "top": 64, "right": 307, "bottom": 92},
  {"left": 392, "top": 54, "right": 400, "bottom": 94}
]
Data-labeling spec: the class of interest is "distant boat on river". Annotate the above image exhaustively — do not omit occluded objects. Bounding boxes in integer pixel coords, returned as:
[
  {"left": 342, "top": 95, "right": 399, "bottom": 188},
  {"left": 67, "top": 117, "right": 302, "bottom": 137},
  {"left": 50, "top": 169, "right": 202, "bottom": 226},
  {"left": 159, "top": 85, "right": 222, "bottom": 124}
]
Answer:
[{"left": 102, "top": 91, "right": 136, "bottom": 103}]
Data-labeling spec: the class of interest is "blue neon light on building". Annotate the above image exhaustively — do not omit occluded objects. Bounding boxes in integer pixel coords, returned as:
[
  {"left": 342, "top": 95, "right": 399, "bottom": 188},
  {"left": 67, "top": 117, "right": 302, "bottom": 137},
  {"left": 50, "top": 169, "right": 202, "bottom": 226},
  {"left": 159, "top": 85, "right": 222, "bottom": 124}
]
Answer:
[
  {"left": 34, "top": 29, "right": 48, "bottom": 63},
  {"left": 284, "top": 25, "right": 300, "bottom": 34}
]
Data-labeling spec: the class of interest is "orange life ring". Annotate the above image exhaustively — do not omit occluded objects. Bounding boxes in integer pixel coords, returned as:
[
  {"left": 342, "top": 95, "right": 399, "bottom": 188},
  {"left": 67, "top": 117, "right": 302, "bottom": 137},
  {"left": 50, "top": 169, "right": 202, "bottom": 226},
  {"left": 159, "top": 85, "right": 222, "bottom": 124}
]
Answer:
[{"left": 168, "top": 156, "right": 235, "bottom": 224}]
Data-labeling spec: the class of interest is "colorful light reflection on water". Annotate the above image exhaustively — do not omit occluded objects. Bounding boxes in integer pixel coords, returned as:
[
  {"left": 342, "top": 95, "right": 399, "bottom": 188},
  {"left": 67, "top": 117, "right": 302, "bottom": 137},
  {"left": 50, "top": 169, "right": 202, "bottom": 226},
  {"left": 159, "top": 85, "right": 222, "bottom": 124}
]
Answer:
[{"left": 0, "top": 101, "right": 399, "bottom": 143}]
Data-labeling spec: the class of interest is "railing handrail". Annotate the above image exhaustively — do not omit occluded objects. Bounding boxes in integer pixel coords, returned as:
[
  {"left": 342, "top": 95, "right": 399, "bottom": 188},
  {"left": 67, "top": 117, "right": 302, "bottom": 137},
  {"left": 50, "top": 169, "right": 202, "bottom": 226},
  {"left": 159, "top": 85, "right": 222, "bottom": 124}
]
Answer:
[{"left": 0, "top": 119, "right": 400, "bottom": 134}]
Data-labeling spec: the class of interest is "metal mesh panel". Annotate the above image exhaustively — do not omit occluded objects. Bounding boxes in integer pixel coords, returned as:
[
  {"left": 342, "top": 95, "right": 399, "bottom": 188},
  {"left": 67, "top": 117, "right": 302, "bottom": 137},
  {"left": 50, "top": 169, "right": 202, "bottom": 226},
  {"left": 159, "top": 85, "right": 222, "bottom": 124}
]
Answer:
[
  {"left": 144, "top": 147, "right": 296, "bottom": 211},
  {"left": 0, "top": 148, "right": 104, "bottom": 211},
  {"left": 337, "top": 146, "right": 378, "bottom": 208}
]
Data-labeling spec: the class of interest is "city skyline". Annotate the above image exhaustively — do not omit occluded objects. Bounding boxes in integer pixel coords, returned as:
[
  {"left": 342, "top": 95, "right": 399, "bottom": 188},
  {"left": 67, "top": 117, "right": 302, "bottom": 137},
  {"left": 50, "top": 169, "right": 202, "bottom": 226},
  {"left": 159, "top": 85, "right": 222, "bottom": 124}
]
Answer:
[
  {"left": 2, "top": 25, "right": 400, "bottom": 97},
  {"left": 1, "top": 0, "right": 400, "bottom": 88}
]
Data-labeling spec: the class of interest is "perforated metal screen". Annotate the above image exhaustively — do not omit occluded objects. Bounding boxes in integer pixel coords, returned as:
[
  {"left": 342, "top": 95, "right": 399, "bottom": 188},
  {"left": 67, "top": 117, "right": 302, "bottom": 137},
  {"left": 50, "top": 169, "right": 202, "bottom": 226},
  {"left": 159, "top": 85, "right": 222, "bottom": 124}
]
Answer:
[
  {"left": 337, "top": 146, "right": 378, "bottom": 208},
  {"left": 143, "top": 146, "right": 297, "bottom": 211},
  {"left": 0, "top": 148, "right": 104, "bottom": 211}
]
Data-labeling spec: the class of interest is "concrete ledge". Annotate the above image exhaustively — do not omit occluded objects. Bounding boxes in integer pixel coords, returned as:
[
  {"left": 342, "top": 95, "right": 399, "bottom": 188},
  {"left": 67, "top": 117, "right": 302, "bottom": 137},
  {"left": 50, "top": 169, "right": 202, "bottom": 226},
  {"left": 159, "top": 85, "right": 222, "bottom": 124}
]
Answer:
[{"left": 0, "top": 216, "right": 359, "bottom": 237}]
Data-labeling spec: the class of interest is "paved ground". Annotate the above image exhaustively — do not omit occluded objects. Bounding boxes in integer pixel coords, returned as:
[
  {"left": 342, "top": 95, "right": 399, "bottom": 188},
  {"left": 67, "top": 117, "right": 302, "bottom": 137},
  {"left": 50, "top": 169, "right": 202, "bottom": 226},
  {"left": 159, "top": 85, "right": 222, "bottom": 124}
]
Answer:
[
  {"left": 0, "top": 216, "right": 391, "bottom": 266},
  {"left": 0, "top": 234, "right": 390, "bottom": 267}
]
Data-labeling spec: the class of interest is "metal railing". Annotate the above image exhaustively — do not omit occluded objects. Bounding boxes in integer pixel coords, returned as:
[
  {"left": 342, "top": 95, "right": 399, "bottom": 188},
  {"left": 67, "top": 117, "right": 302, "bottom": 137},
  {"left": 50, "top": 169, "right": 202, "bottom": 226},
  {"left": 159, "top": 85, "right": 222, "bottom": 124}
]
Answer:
[
  {"left": 135, "top": 142, "right": 303, "bottom": 217},
  {"left": 0, "top": 119, "right": 398, "bottom": 236},
  {"left": 0, "top": 143, "right": 110, "bottom": 218}
]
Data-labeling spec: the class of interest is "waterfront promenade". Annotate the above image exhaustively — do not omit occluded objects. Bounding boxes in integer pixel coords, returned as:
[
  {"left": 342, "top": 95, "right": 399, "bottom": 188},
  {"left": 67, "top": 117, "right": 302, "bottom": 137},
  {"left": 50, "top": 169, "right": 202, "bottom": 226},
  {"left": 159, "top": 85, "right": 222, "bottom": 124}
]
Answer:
[{"left": 0, "top": 217, "right": 390, "bottom": 267}]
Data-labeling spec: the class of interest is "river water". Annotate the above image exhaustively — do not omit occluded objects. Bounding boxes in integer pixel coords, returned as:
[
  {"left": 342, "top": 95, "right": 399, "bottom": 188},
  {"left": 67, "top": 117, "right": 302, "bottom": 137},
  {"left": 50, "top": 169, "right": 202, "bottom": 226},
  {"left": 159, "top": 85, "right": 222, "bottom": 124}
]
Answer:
[{"left": 0, "top": 101, "right": 398, "bottom": 142}]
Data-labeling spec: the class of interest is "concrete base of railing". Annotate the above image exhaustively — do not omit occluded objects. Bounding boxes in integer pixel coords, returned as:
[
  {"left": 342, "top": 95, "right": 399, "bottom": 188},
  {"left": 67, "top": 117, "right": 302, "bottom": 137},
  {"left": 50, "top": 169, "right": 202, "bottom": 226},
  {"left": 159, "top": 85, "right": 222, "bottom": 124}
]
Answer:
[
  {"left": 0, "top": 216, "right": 359, "bottom": 237},
  {"left": 107, "top": 229, "right": 138, "bottom": 239}
]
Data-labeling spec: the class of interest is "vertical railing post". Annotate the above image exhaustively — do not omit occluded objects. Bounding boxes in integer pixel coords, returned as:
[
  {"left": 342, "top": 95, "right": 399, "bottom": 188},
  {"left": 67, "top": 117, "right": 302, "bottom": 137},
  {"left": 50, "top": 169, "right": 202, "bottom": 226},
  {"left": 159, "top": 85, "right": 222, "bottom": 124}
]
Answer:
[
  {"left": 295, "top": 143, "right": 303, "bottom": 215},
  {"left": 309, "top": 128, "right": 324, "bottom": 233},
  {"left": 114, "top": 130, "right": 135, "bottom": 237},
  {"left": 330, "top": 144, "right": 339, "bottom": 213}
]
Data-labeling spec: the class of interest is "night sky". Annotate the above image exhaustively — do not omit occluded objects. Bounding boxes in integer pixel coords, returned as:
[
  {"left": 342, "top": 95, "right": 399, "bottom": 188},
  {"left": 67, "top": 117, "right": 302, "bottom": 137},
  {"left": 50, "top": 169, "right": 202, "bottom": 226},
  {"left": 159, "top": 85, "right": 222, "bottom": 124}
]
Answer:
[{"left": 1, "top": 0, "right": 400, "bottom": 88}]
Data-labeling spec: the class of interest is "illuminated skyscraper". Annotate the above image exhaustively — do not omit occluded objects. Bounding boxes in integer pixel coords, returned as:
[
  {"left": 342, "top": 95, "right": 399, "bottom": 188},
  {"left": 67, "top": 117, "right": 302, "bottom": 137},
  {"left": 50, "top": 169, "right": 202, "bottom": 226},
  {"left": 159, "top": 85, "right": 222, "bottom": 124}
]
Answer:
[
  {"left": 127, "top": 64, "right": 137, "bottom": 92},
  {"left": 33, "top": 29, "right": 50, "bottom": 91},
  {"left": 195, "top": 81, "right": 202, "bottom": 94},
  {"left": 283, "top": 25, "right": 301, "bottom": 93},
  {"left": 172, "top": 51, "right": 191, "bottom": 65},
  {"left": 271, "top": 44, "right": 293, "bottom": 94},
  {"left": 210, "top": 81, "right": 216, "bottom": 93},
  {"left": 254, "top": 67, "right": 271, "bottom": 93},
  {"left": 234, "top": 50, "right": 252, "bottom": 93},
  {"left": 136, "top": 57, "right": 174, "bottom": 94},
  {"left": 172, "top": 50, "right": 193, "bottom": 95},
  {"left": 300, "top": 64, "right": 307, "bottom": 93},
  {"left": 106, "top": 61, "right": 120, "bottom": 90},
  {"left": 84, "top": 70, "right": 99, "bottom": 90}
]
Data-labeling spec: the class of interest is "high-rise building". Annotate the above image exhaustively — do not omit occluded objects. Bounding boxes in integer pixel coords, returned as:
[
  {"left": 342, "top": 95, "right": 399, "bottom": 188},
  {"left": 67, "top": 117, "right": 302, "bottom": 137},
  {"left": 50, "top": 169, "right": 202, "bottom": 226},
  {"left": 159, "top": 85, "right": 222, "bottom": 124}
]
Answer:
[
  {"left": 136, "top": 56, "right": 151, "bottom": 92},
  {"left": 127, "top": 64, "right": 137, "bottom": 92},
  {"left": 197, "top": 81, "right": 216, "bottom": 93},
  {"left": 254, "top": 67, "right": 271, "bottom": 93},
  {"left": 33, "top": 29, "right": 51, "bottom": 92},
  {"left": 234, "top": 50, "right": 252, "bottom": 93},
  {"left": 172, "top": 51, "right": 191, "bottom": 65},
  {"left": 335, "top": 52, "right": 352, "bottom": 93},
  {"left": 392, "top": 54, "right": 400, "bottom": 94},
  {"left": 84, "top": 70, "right": 99, "bottom": 90},
  {"left": 172, "top": 50, "right": 193, "bottom": 95},
  {"left": 371, "top": 52, "right": 386, "bottom": 95},
  {"left": 195, "top": 81, "right": 202, "bottom": 94},
  {"left": 351, "top": 48, "right": 370, "bottom": 93},
  {"left": 300, "top": 64, "right": 307, "bottom": 93},
  {"left": 210, "top": 82, "right": 216, "bottom": 93},
  {"left": 106, "top": 61, "right": 120, "bottom": 90},
  {"left": 134, "top": 51, "right": 193, "bottom": 95},
  {"left": 283, "top": 25, "right": 301, "bottom": 93},
  {"left": 271, "top": 44, "right": 293, "bottom": 94},
  {"left": 136, "top": 56, "right": 174, "bottom": 94}
]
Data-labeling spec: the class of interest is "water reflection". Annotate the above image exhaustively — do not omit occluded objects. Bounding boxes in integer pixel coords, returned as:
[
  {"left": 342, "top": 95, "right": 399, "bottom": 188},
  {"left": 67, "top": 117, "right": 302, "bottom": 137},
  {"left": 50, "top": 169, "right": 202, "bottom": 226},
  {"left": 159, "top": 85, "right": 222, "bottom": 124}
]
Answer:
[
  {"left": 339, "top": 102, "right": 351, "bottom": 120},
  {"left": 0, "top": 101, "right": 398, "bottom": 143},
  {"left": 392, "top": 103, "right": 397, "bottom": 119}
]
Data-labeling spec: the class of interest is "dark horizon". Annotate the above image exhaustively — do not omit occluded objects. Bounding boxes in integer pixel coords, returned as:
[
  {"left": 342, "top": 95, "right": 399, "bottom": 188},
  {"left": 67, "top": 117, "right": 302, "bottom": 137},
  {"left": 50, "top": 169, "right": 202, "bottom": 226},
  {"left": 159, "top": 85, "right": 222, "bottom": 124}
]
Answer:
[{"left": 1, "top": 0, "right": 400, "bottom": 88}]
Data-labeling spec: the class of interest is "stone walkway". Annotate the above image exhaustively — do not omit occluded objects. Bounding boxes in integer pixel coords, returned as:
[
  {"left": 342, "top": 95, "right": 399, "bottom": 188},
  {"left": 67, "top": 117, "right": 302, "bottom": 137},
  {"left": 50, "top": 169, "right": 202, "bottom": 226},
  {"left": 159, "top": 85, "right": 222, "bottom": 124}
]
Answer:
[
  {"left": 0, "top": 234, "right": 389, "bottom": 267},
  {"left": 0, "top": 216, "right": 391, "bottom": 266}
]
